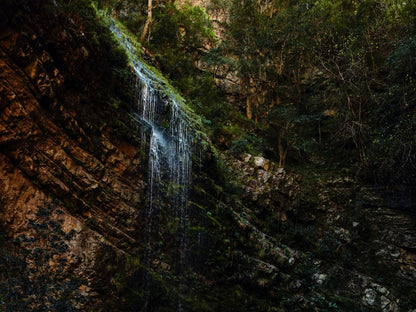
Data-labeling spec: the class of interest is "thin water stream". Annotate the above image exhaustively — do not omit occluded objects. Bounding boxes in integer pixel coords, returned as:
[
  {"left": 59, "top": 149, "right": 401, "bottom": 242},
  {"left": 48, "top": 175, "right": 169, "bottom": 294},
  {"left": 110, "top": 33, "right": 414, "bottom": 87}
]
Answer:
[{"left": 109, "top": 21, "right": 192, "bottom": 311}]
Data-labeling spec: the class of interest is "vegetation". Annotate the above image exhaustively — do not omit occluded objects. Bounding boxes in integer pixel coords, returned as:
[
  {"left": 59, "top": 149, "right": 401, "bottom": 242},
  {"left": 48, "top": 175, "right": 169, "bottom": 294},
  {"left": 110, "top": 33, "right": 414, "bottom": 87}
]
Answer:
[
  {"left": 91, "top": 0, "right": 416, "bottom": 196},
  {"left": 207, "top": 0, "right": 416, "bottom": 190}
]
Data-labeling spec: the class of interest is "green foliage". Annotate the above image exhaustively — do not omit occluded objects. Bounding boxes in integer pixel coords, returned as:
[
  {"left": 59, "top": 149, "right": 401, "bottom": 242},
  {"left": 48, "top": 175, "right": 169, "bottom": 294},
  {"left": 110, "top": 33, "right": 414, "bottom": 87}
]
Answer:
[
  {"left": 207, "top": 0, "right": 416, "bottom": 181},
  {"left": 229, "top": 132, "right": 264, "bottom": 156},
  {"left": 114, "top": 1, "right": 226, "bottom": 133},
  {"left": 147, "top": 4, "right": 220, "bottom": 117},
  {"left": 364, "top": 28, "right": 416, "bottom": 189}
]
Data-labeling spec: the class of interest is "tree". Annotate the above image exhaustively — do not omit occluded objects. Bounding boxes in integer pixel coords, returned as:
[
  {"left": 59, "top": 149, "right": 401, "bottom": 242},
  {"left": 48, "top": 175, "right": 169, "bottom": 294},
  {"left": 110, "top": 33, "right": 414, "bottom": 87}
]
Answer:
[{"left": 140, "top": 0, "right": 153, "bottom": 42}]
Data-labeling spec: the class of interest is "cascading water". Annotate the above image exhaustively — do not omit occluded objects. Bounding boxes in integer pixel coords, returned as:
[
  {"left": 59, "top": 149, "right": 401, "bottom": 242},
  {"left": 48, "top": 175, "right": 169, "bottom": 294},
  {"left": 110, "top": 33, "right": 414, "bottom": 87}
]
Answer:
[{"left": 109, "top": 21, "right": 193, "bottom": 310}]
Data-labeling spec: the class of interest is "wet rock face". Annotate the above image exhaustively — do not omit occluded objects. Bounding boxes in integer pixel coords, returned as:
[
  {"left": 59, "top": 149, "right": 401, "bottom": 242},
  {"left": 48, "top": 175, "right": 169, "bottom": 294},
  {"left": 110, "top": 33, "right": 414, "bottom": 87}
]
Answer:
[
  {"left": 311, "top": 178, "right": 416, "bottom": 311},
  {"left": 221, "top": 152, "right": 416, "bottom": 311},
  {"left": 222, "top": 152, "right": 300, "bottom": 213},
  {"left": 0, "top": 2, "right": 147, "bottom": 309}
]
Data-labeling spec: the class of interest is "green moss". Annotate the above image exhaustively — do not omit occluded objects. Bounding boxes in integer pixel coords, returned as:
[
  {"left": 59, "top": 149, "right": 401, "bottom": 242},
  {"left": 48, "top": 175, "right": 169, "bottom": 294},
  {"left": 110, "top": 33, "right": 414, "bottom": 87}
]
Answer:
[{"left": 94, "top": 6, "right": 212, "bottom": 136}]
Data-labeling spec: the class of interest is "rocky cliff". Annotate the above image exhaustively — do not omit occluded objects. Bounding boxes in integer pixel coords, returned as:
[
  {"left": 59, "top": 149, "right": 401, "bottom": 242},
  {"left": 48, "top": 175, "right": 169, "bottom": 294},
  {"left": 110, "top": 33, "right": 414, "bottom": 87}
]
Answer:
[{"left": 0, "top": 1, "right": 150, "bottom": 309}]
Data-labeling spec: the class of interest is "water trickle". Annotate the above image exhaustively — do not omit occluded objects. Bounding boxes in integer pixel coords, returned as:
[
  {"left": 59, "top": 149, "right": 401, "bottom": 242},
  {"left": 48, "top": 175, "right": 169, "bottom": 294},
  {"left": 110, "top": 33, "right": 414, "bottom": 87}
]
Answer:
[
  {"left": 110, "top": 22, "right": 192, "bottom": 217},
  {"left": 109, "top": 21, "right": 193, "bottom": 310}
]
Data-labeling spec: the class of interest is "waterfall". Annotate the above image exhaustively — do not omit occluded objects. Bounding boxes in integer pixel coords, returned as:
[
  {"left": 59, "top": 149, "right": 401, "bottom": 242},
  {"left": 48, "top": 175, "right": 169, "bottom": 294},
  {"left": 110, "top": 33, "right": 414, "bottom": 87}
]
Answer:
[{"left": 109, "top": 21, "right": 193, "bottom": 309}]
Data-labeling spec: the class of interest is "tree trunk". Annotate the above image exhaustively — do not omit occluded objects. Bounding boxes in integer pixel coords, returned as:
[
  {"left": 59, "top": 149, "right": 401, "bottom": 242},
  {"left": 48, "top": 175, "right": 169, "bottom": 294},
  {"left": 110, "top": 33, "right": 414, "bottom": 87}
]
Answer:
[
  {"left": 246, "top": 96, "right": 252, "bottom": 120},
  {"left": 140, "top": 0, "right": 153, "bottom": 42},
  {"left": 278, "top": 132, "right": 285, "bottom": 168}
]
